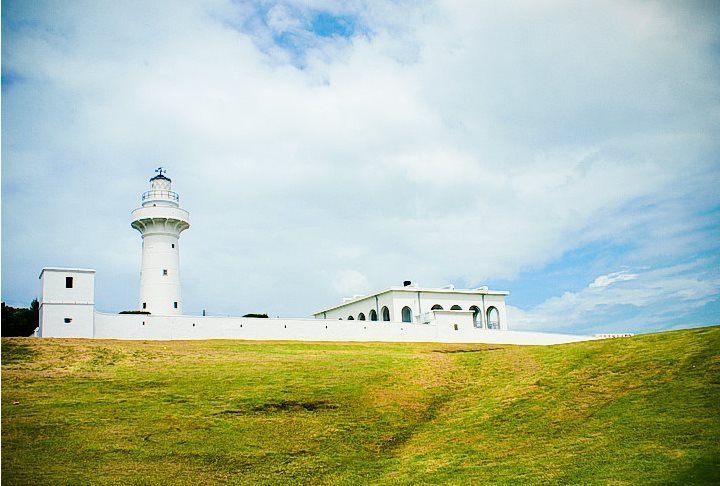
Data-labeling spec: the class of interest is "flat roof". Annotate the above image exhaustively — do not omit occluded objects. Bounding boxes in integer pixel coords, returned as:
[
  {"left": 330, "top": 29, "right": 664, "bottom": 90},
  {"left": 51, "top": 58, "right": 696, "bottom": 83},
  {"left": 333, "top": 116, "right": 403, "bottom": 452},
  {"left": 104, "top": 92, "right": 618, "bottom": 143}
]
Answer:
[
  {"left": 39, "top": 267, "right": 96, "bottom": 278},
  {"left": 314, "top": 286, "right": 510, "bottom": 315}
]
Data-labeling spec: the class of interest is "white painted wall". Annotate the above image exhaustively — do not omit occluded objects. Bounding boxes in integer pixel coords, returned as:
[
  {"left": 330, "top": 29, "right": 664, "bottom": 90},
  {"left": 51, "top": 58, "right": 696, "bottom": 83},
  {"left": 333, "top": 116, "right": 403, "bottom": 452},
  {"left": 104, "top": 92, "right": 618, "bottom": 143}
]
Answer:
[
  {"left": 93, "top": 311, "right": 595, "bottom": 345},
  {"left": 41, "top": 304, "right": 95, "bottom": 338},
  {"left": 39, "top": 268, "right": 95, "bottom": 304},
  {"left": 135, "top": 230, "right": 185, "bottom": 315},
  {"left": 315, "top": 288, "right": 510, "bottom": 330},
  {"left": 39, "top": 268, "right": 95, "bottom": 338},
  {"left": 318, "top": 293, "right": 397, "bottom": 322},
  {"left": 130, "top": 176, "right": 189, "bottom": 316}
]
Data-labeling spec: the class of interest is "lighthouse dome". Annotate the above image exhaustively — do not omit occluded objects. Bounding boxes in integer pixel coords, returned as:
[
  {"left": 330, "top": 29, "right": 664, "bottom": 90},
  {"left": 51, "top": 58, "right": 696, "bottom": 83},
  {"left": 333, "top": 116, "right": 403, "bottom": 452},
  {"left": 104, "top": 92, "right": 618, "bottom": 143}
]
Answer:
[
  {"left": 150, "top": 172, "right": 172, "bottom": 188},
  {"left": 142, "top": 168, "right": 178, "bottom": 207}
]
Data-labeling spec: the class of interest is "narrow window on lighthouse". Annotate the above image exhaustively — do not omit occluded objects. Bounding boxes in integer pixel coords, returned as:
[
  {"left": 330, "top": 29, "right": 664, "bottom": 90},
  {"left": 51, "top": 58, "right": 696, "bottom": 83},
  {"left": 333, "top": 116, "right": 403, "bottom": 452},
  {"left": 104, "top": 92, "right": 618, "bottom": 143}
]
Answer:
[
  {"left": 65, "top": 277, "right": 73, "bottom": 288},
  {"left": 163, "top": 269, "right": 168, "bottom": 276},
  {"left": 172, "top": 244, "right": 175, "bottom": 248},
  {"left": 174, "top": 302, "right": 178, "bottom": 309},
  {"left": 143, "top": 302, "right": 147, "bottom": 309}
]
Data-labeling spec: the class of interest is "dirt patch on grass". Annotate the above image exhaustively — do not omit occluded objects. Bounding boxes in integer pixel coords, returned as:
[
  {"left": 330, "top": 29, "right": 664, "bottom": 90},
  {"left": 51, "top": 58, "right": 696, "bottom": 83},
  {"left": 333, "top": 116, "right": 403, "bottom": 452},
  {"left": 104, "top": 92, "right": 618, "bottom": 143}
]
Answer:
[
  {"left": 433, "top": 347, "right": 504, "bottom": 354},
  {"left": 219, "top": 399, "right": 339, "bottom": 415}
]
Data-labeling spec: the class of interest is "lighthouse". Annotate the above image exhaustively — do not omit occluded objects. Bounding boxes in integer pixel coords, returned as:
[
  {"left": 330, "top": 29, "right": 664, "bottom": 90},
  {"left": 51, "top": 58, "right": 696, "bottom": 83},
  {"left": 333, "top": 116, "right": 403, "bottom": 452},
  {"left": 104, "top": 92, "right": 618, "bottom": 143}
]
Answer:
[{"left": 131, "top": 168, "right": 190, "bottom": 315}]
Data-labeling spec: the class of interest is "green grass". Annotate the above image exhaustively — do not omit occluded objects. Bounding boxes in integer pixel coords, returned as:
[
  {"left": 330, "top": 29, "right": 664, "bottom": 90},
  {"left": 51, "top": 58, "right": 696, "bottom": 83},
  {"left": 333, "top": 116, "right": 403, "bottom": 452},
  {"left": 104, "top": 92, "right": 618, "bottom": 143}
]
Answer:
[{"left": 2, "top": 327, "right": 719, "bottom": 485}]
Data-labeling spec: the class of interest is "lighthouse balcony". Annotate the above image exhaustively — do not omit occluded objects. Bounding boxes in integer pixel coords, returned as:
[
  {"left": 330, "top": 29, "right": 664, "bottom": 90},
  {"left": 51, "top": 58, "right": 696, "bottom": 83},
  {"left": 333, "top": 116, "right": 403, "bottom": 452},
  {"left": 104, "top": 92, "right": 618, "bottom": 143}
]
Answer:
[
  {"left": 131, "top": 206, "right": 190, "bottom": 231},
  {"left": 142, "top": 190, "right": 179, "bottom": 203}
]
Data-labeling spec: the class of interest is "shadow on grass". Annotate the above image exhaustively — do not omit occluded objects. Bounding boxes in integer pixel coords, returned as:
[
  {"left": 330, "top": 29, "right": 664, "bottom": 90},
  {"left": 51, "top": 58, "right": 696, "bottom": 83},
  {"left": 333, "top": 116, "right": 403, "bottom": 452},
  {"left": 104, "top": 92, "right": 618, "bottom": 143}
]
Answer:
[
  {"left": 1, "top": 340, "right": 37, "bottom": 364},
  {"left": 668, "top": 454, "right": 720, "bottom": 485},
  {"left": 218, "top": 399, "right": 339, "bottom": 415},
  {"left": 433, "top": 347, "right": 504, "bottom": 354}
]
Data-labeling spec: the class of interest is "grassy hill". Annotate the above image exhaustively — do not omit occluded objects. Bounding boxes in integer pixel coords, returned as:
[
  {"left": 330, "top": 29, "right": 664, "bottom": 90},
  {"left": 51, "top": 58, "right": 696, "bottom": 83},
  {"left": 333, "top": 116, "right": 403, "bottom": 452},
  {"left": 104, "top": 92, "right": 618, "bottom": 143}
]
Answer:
[{"left": 2, "top": 326, "right": 719, "bottom": 485}]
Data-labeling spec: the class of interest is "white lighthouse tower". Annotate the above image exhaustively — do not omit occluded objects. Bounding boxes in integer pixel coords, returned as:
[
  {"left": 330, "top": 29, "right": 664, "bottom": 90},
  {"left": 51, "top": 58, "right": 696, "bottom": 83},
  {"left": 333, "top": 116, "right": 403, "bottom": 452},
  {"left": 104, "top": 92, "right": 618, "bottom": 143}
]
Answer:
[{"left": 131, "top": 168, "right": 190, "bottom": 315}]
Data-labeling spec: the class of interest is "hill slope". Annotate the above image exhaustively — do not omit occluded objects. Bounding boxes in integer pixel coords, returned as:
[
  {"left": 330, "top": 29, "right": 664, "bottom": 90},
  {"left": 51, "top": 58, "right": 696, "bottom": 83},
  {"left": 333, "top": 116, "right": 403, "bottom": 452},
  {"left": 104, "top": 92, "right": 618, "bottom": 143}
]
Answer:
[{"left": 2, "top": 327, "right": 719, "bottom": 484}]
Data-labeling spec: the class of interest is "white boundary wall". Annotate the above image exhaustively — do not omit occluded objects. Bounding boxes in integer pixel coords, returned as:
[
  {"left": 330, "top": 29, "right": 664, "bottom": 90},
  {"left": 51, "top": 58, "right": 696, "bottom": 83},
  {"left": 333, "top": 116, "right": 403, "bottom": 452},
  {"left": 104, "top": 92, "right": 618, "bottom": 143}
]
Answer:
[
  {"left": 40, "top": 268, "right": 599, "bottom": 345},
  {"left": 92, "top": 312, "right": 596, "bottom": 345}
]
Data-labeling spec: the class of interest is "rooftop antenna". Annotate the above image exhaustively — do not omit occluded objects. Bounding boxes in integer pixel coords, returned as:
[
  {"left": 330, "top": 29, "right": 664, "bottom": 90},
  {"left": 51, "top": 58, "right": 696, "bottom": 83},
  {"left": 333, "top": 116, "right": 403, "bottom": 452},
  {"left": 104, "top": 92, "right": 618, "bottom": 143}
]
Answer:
[{"left": 156, "top": 167, "right": 165, "bottom": 177}]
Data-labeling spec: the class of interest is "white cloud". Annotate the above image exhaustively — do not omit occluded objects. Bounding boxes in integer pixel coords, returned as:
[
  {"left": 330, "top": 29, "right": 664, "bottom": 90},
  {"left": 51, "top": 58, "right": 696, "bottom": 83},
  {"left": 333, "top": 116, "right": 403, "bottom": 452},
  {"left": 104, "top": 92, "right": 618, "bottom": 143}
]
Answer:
[
  {"left": 589, "top": 271, "right": 639, "bottom": 289},
  {"left": 266, "top": 4, "right": 304, "bottom": 33},
  {"left": 509, "top": 259, "right": 720, "bottom": 334},
  {"left": 332, "top": 270, "right": 371, "bottom": 296}
]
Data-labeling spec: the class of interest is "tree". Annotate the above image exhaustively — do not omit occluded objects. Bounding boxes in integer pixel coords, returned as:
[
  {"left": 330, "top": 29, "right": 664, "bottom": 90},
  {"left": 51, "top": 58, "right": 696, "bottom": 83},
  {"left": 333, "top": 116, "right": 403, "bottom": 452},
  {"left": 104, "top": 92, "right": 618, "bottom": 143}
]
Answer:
[{"left": 1, "top": 299, "right": 40, "bottom": 337}]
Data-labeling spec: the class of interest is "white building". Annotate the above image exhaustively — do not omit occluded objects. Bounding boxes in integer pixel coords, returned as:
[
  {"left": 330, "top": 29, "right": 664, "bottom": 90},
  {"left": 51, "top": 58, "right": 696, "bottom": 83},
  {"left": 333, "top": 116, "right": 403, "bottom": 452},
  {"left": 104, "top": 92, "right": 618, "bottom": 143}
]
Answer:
[
  {"left": 131, "top": 169, "right": 189, "bottom": 315},
  {"left": 38, "top": 267, "right": 95, "bottom": 338},
  {"left": 36, "top": 171, "right": 602, "bottom": 345},
  {"left": 313, "top": 283, "right": 509, "bottom": 330}
]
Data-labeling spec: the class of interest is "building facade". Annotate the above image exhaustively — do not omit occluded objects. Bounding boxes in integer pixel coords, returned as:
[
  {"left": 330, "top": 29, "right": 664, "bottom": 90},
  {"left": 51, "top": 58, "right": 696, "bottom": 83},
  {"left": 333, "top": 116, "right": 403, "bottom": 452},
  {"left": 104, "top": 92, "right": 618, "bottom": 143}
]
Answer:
[
  {"left": 38, "top": 267, "right": 96, "bottom": 338},
  {"left": 313, "top": 283, "right": 509, "bottom": 330}
]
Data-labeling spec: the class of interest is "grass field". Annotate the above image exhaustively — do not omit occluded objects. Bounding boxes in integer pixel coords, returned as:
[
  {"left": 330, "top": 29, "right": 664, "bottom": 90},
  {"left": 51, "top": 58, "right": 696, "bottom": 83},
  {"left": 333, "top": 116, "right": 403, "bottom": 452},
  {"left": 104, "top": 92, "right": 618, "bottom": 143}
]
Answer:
[{"left": 2, "top": 326, "right": 719, "bottom": 485}]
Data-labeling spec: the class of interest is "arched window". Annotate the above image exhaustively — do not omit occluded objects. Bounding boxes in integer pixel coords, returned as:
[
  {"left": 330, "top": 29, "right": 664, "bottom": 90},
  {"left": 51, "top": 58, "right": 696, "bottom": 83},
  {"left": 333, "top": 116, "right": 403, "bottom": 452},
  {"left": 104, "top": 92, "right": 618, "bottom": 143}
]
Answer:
[
  {"left": 450, "top": 305, "right": 462, "bottom": 310},
  {"left": 487, "top": 307, "right": 500, "bottom": 329},
  {"left": 431, "top": 304, "right": 443, "bottom": 310},
  {"left": 358, "top": 313, "right": 366, "bottom": 321},
  {"left": 401, "top": 306, "right": 412, "bottom": 323},
  {"left": 469, "top": 305, "right": 481, "bottom": 328},
  {"left": 369, "top": 309, "right": 378, "bottom": 321},
  {"left": 381, "top": 306, "right": 390, "bottom": 321},
  {"left": 348, "top": 316, "right": 354, "bottom": 320}
]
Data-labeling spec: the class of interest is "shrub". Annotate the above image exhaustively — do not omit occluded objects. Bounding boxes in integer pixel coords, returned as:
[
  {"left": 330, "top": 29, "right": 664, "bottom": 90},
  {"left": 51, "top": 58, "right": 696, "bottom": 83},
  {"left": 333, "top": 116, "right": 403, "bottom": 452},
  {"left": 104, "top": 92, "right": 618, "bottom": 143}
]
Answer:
[{"left": 1, "top": 300, "right": 39, "bottom": 337}]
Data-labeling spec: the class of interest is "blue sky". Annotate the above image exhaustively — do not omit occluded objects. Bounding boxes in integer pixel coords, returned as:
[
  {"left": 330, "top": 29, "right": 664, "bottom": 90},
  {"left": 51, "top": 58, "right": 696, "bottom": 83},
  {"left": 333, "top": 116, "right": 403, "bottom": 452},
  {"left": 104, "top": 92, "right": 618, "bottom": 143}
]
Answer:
[{"left": 2, "top": 0, "right": 719, "bottom": 335}]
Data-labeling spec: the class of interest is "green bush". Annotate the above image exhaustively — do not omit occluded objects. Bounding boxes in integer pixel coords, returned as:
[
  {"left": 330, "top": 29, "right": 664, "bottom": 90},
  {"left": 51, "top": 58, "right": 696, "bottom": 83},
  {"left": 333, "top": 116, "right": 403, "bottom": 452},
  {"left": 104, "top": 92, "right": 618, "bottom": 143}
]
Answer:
[{"left": 1, "top": 300, "right": 39, "bottom": 337}]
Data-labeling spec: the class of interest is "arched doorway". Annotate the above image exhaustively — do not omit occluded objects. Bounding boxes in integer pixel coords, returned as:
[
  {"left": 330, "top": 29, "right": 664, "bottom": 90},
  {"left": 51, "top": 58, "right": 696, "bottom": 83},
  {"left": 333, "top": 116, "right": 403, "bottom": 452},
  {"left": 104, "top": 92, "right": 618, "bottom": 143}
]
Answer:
[
  {"left": 469, "top": 305, "right": 481, "bottom": 328},
  {"left": 347, "top": 316, "right": 354, "bottom": 320},
  {"left": 381, "top": 306, "right": 390, "bottom": 321},
  {"left": 358, "top": 313, "right": 366, "bottom": 321},
  {"left": 431, "top": 304, "right": 443, "bottom": 311},
  {"left": 486, "top": 307, "right": 500, "bottom": 329},
  {"left": 369, "top": 309, "right": 378, "bottom": 321},
  {"left": 450, "top": 305, "right": 462, "bottom": 310},
  {"left": 401, "top": 306, "right": 412, "bottom": 323}
]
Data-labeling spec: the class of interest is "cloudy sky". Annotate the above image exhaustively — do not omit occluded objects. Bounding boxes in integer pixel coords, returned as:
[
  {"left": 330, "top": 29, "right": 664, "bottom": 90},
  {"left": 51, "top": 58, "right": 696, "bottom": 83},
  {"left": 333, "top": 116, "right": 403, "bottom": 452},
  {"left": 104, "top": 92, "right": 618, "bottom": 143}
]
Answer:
[{"left": 2, "top": 0, "right": 719, "bottom": 335}]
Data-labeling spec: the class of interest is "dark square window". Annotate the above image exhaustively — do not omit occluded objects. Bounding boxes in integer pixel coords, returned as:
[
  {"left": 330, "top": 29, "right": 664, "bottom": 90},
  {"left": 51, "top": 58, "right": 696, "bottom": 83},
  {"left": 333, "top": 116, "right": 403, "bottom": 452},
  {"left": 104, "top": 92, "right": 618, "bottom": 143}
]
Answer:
[
  {"left": 171, "top": 244, "right": 175, "bottom": 248},
  {"left": 64, "top": 318, "right": 72, "bottom": 323},
  {"left": 163, "top": 269, "right": 168, "bottom": 276},
  {"left": 66, "top": 277, "right": 73, "bottom": 288},
  {"left": 174, "top": 302, "right": 178, "bottom": 309},
  {"left": 142, "top": 302, "right": 147, "bottom": 309}
]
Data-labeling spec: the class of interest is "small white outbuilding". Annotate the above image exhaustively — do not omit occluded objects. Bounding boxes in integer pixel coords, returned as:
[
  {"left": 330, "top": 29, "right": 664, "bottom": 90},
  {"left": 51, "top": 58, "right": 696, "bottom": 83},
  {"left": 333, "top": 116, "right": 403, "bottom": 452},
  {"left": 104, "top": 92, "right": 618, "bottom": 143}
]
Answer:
[{"left": 38, "top": 267, "right": 96, "bottom": 338}]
